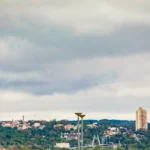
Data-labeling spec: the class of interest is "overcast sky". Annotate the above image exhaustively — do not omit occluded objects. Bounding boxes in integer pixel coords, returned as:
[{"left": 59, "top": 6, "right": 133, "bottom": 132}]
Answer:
[{"left": 0, "top": 0, "right": 150, "bottom": 121}]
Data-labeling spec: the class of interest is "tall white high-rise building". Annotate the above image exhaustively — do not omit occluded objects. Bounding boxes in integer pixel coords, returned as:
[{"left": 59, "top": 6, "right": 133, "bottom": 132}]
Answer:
[{"left": 136, "top": 107, "right": 148, "bottom": 131}]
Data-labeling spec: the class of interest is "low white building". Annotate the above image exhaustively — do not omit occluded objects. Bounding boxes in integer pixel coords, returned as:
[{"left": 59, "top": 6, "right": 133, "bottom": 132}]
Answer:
[
  {"left": 2, "top": 123, "right": 11, "bottom": 128},
  {"left": 18, "top": 124, "right": 28, "bottom": 130},
  {"left": 87, "top": 123, "right": 98, "bottom": 128},
  {"left": 39, "top": 125, "right": 45, "bottom": 130},
  {"left": 73, "top": 124, "right": 82, "bottom": 130},
  {"left": 61, "top": 132, "right": 80, "bottom": 140},
  {"left": 32, "top": 123, "right": 41, "bottom": 128},
  {"left": 108, "top": 127, "right": 119, "bottom": 132},
  {"left": 55, "top": 143, "right": 70, "bottom": 148}
]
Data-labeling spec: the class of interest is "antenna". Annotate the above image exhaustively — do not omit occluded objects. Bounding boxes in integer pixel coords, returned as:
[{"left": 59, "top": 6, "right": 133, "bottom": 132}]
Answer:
[{"left": 22, "top": 115, "right": 25, "bottom": 124}]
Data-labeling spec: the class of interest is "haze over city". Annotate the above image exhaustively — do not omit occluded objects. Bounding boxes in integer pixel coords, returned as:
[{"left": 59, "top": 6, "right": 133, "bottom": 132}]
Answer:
[{"left": 1, "top": 0, "right": 150, "bottom": 121}]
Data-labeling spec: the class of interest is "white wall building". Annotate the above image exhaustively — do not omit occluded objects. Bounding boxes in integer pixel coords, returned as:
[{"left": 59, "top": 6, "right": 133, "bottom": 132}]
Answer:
[
  {"left": 32, "top": 123, "right": 41, "bottom": 128},
  {"left": 55, "top": 143, "right": 70, "bottom": 148},
  {"left": 18, "top": 124, "right": 28, "bottom": 130}
]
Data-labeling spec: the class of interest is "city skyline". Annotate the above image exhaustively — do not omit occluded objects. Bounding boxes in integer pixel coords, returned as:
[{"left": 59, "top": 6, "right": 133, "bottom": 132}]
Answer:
[{"left": 1, "top": 1, "right": 150, "bottom": 121}]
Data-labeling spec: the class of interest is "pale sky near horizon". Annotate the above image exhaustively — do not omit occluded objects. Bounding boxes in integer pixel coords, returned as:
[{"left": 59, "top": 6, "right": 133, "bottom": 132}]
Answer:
[{"left": 0, "top": 0, "right": 150, "bottom": 121}]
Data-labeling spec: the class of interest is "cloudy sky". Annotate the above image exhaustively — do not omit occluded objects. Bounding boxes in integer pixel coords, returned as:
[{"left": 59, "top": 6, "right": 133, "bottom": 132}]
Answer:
[{"left": 0, "top": 0, "right": 150, "bottom": 121}]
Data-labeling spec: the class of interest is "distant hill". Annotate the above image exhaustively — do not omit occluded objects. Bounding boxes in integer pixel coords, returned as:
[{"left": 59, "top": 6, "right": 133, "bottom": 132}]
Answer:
[
  {"left": 98, "top": 119, "right": 135, "bottom": 125},
  {"left": 69, "top": 119, "right": 135, "bottom": 126},
  {"left": 70, "top": 119, "right": 150, "bottom": 129},
  {"left": 69, "top": 120, "right": 98, "bottom": 125}
]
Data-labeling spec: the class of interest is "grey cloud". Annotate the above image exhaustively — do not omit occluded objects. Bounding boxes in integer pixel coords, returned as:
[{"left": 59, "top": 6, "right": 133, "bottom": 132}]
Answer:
[
  {"left": 1, "top": 0, "right": 150, "bottom": 35},
  {"left": 1, "top": 26, "right": 150, "bottom": 70},
  {"left": 0, "top": 90, "right": 150, "bottom": 116},
  {"left": 0, "top": 70, "right": 118, "bottom": 94},
  {"left": 0, "top": 0, "right": 150, "bottom": 120},
  {"left": 0, "top": 51, "right": 150, "bottom": 96}
]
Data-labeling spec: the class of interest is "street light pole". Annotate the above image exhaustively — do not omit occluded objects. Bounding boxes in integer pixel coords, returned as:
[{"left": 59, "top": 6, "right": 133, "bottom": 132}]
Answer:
[
  {"left": 79, "top": 114, "right": 86, "bottom": 150},
  {"left": 75, "top": 113, "right": 82, "bottom": 150}
]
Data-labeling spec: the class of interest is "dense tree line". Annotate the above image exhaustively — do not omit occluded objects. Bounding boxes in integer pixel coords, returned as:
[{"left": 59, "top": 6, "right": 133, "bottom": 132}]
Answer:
[{"left": 0, "top": 120, "right": 150, "bottom": 149}]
